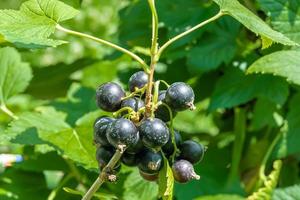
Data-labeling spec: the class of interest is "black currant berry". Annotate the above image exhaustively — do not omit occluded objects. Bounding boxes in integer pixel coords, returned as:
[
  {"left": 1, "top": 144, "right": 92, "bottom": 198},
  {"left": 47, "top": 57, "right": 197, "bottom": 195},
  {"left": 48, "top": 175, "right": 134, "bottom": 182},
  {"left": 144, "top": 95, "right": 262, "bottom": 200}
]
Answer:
[
  {"left": 165, "top": 82, "right": 195, "bottom": 111},
  {"left": 179, "top": 140, "right": 205, "bottom": 164},
  {"left": 162, "top": 130, "right": 182, "bottom": 156},
  {"left": 125, "top": 132, "right": 144, "bottom": 154},
  {"left": 139, "top": 118, "right": 169, "bottom": 150},
  {"left": 96, "top": 82, "right": 125, "bottom": 112},
  {"left": 121, "top": 153, "right": 139, "bottom": 166},
  {"left": 96, "top": 146, "right": 120, "bottom": 170},
  {"left": 155, "top": 90, "right": 177, "bottom": 122},
  {"left": 138, "top": 149, "right": 163, "bottom": 174},
  {"left": 106, "top": 118, "right": 138, "bottom": 149},
  {"left": 121, "top": 97, "right": 145, "bottom": 112},
  {"left": 172, "top": 160, "right": 200, "bottom": 183},
  {"left": 139, "top": 170, "right": 158, "bottom": 182},
  {"left": 94, "top": 116, "right": 114, "bottom": 146},
  {"left": 128, "top": 71, "right": 148, "bottom": 92}
]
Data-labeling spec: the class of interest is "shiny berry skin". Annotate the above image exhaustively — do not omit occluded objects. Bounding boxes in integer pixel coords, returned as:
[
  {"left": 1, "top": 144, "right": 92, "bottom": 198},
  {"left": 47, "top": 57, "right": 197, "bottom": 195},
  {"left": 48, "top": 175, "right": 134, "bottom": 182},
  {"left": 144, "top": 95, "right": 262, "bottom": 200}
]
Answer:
[
  {"left": 125, "top": 132, "right": 144, "bottom": 154},
  {"left": 121, "top": 97, "right": 145, "bottom": 112},
  {"left": 96, "top": 82, "right": 125, "bottom": 112},
  {"left": 106, "top": 118, "right": 138, "bottom": 148},
  {"left": 96, "top": 146, "right": 120, "bottom": 170},
  {"left": 138, "top": 149, "right": 163, "bottom": 174},
  {"left": 128, "top": 71, "right": 148, "bottom": 92},
  {"left": 162, "top": 130, "right": 182, "bottom": 156},
  {"left": 179, "top": 140, "right": 205, "bottom": 164},
  {"left": 139, "top": 170, "right": 158, "bottom": 182},
  {"left": 139, "top": 118, "right": 169, "bottom": 150},
  {"left": 165, "top": 82, "right": 195, "bottom": 111},
  {"left": 155, "top": 90, "right": 177, "bottom": 122},
  {"left": 93, "top": 116, "right": 114, "bottom": 146},
  {"left": 121, "top": 153, "right": 139, "bottom": 166},
  {"left": 172, "top": 160, "right": 200, "bottom": 183}
]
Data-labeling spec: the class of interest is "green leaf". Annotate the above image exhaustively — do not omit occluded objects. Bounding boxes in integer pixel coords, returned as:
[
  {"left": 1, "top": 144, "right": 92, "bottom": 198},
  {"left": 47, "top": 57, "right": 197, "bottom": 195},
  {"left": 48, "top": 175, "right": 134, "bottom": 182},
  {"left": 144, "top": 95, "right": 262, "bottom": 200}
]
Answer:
[
  {"left": 209, "top": 68, "right": 289, "bottom": 110},
  {"left": 187, "top": 16, "right": 239, "bottom": 73},
  {"left": 6, "top": 107, "right": 97, "bottom": 169},
  {"left": 0, "top": 47, "right": 32, "bottom": 105},
  {"left": 258, "top": 0, "right": 300, "bottom": 44},
  {"left": 272, "top": 184, "right": 300, "bottom": 200},
  {"left": 213, "top": 0, "right": 298, "bottom": 47},
  {"left": 195, "top": 194, "right": 245, "bottom": 200},
  {"left": 123, "top": 168, "right": 158, "bottom": 200},
  {"left": 158, "top": 157, "right": 174, "bottom": 200},
  {"left": 0, "top": 0, "right": 79, "bottom": 48},
  {"left": 247, "top": 50, "right": 300, "bottom": 86}
]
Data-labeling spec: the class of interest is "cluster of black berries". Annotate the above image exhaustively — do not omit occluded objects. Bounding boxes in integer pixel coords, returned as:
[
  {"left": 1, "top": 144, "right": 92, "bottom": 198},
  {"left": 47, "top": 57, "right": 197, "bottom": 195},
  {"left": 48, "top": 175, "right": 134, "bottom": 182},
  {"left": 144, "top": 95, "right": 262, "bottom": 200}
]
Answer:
[{"left": 93, "top": 71, "right": 205, "bottom": 183}]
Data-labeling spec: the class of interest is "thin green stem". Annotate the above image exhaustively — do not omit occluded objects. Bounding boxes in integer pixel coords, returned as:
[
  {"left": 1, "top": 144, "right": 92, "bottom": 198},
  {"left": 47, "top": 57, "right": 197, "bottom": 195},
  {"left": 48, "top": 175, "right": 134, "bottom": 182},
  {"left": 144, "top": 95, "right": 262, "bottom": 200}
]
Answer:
[
  {"left": 259, "top": 128, "right": 284, "bottom": 181},
  {"left": 228, "top": 108, "right": 246, "bottom": 185},
  {"left": 0, "top": 104, "right": 18, "bottom": 120},
  {"left": 122, "top": 85, "right": 147, "bottom": 100},
  {"left": 145, "top": 0, "right": 159, "bottom": 118},
  {"left": 113, "top": 107, "right": 135, "bottom": 117},
  {"left": 159, "top": 80, "right": 170, "bottom": 88},
  {"left": 161, "top": 102, "right": 177, "bottom": 162},
  {"left": 56, "top": 25, "right": 149, "bottom": 73},
  {"left": 151, "top": 81, "right": 160, "bottom": 117},
  {"left": 82, "top": 149, "right": 124, "bottom": 200},
  {"left": 157, "top": 11, "right": 224, "bottom": 58}
]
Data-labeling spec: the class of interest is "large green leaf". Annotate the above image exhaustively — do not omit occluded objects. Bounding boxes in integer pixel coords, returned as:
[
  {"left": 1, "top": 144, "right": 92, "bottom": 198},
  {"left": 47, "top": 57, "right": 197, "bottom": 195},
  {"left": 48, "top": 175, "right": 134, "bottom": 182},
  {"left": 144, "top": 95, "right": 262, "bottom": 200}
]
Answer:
[
  {"left": 0, "top": 47, "right": 32, "bottom": 105},
  {"left": 187, "top": 16, "right": 240, "bottom": 73},
  {"left": 247, "top": 50, "right": 300, "bottom": 86},
  {"left": 0, "top": 0, "right": 79, "bottom": 48},
  {"left": 209, "top": 68, "right": 289, "bottom": 110},
  {"left": 272, "top": 184, "right": 300, "bottom": 200},
  {"left": 213, "top": 0, "right": 297, "bottom": 48},
  {"left": 6, "top": 107, "right": 97, "bottom": 169},
  {"left": 258, "top": 0, "right": 300, "bottom": 43},
  {"left": 123, "top": 169, "right": 158, "bottom": 200}
]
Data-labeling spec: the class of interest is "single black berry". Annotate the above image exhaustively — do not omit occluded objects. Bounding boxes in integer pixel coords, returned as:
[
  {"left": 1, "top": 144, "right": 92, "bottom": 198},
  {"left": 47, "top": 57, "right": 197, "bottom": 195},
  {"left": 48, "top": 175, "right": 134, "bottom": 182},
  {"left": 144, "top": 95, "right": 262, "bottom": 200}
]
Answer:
[
  {"left": 139, "top": 118, "right": 169, "bottom": 150},
  {"left": 128, "top": 71, "right": 148, "bottom": 92},
  {"left": 138, "top": 149, "right": 163, "bottom": 174},
  {"left": 106, "top": 118, "right": 138, "bottom": 148},
  {"left": 121, "top": 153, "right": 139, "bottom": 166},
  {"left": 155, "top": 90, "right": 177, "bottom": 122},
  {"left": 179, "top": 140, "right": 205, "bottom": 164},
  {"left": 172, "top": 160, "right": 200, "bottom": 183},
  {"left": 165, "top": 82, "right": 195, "bottom": 111},
  {"left": 96, "top": 146, "right": 120, "bottom": 170},
  {"left": 162, "top": 130, "right": 182, "bottom": 156},
  {"left": 139, "top": 170, "right": 158, "bottom": 182},
  {"left": 94, "top": 116, "right": 114, "bottom": 146},
  {"left": 125, "top": 132, "right": 144, "bottom": 154},
  {"left": 121, "top": 97, "right": 145, "bottom": 112},
  {"left": 96, "top": 82, "right": 125, "bottom": 112}
]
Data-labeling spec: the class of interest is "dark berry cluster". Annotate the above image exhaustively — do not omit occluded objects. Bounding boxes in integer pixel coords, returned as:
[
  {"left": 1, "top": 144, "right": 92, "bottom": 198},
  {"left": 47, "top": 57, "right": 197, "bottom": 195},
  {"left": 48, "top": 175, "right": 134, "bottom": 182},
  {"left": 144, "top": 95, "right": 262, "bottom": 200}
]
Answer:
[{"left": 93, "top": 71, "right": 205, "bottom": 183}]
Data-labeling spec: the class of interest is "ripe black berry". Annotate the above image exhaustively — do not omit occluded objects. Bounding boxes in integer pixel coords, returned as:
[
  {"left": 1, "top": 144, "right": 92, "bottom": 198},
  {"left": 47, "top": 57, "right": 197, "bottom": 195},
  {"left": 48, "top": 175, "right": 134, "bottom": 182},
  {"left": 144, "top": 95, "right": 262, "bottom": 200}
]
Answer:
[
  {"left": 96, "top": 146, "right": 120, "bottom": 170},
  {"left": 125, "top": 132, "right": 144, "bottom": 154},
  {"left": 94, "top": 116, "right": 114, "bottom": 146},
  {"left": 165, "top": 82, "right": 195, "bottom": 111},
  {"left": 172, "top": 160, "right": 200, "bottom": 183},
  {"left": 155, "top": 90, "right": 177, "bottom": 122},
  {"left": 162, "top": 130, "right": 182, "bottom": 156},
  {"left": 121, "top": 97, "right": 145, "bottom": 112},
  {"left": 128, "top": 71, "right": 148, "bottom": 92},
  {"left": 106, "top": 118, "right": 138, "bottom": 148},
  {"left": 179, "top": 140, "right": 205, "bottom": 164},
  {"left": 121, "top": 153, "right": 139, "bottom": 166},
  {"left": 139, "top": 170, "right": 158, "bottom": 182},
  {"left": 139, "top": 118, "right": 169, "bottom": 150},
  {"left": 96, "top": 82, "right": 125, "bottom": 112},
  {"left": 138, "top": 149, "right": 163, "bottom": 174}
]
